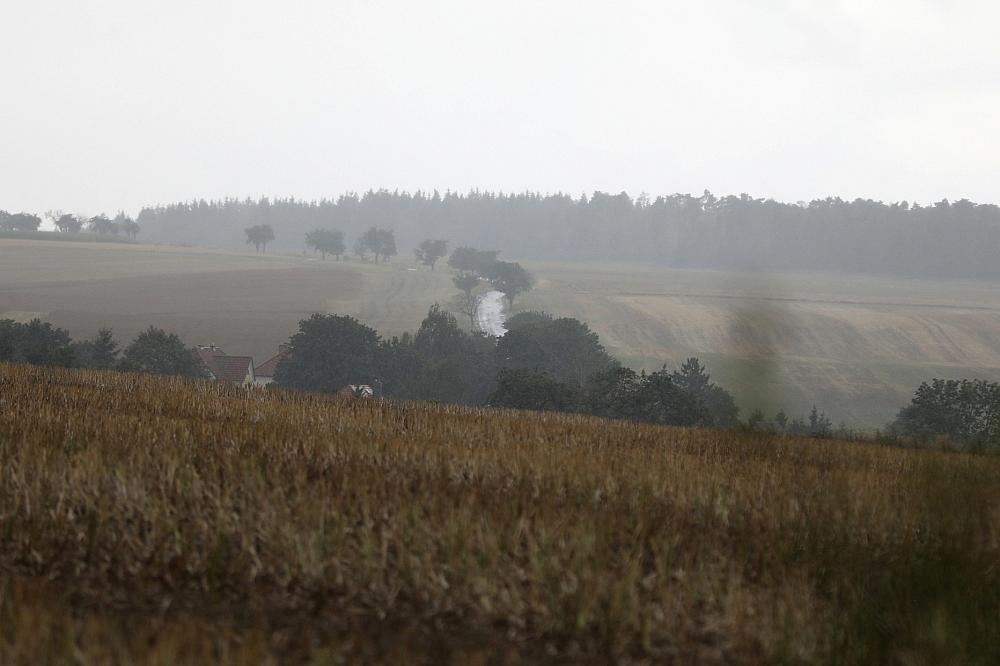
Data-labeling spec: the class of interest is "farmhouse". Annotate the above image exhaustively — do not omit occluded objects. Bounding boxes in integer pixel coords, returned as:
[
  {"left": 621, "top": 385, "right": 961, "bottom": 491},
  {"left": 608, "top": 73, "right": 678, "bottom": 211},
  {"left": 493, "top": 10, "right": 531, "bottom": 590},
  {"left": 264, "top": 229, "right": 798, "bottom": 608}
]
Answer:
[
  {"left": 194, "top": 343, "right": 379, "bottom": 394},
  {"left": 254, "top": 345, "right": 289, "bottom": 386},
  {"left": 196, "top": 345, "right": 256, "bottom": 386}
]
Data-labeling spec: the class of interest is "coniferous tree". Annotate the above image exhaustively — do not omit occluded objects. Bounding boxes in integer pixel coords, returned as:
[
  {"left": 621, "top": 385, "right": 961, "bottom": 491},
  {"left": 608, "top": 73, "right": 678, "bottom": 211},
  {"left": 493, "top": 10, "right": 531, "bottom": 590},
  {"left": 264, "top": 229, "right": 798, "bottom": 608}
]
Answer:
[
  {"left": 131, "top": 191, "right": 1000, "bottom": 280},
  {"left": 71, "top": 327, "right": 119, "bottom": 369},
  {"left": 671, "top": 357, "right": 740, "bottom": 427},
  {"left": 0, "top": 319, "right": 75, "bottom": 366},
  {"left": 115, "top": 212, "right": 140, "bottom": 240}
]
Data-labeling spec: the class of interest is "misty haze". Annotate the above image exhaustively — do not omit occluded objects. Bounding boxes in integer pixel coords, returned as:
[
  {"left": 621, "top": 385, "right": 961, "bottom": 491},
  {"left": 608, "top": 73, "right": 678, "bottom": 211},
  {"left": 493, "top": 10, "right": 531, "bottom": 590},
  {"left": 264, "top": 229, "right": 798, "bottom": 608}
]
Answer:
[{"left": 2, "top": 2, "right": 999, "bottom": 664}]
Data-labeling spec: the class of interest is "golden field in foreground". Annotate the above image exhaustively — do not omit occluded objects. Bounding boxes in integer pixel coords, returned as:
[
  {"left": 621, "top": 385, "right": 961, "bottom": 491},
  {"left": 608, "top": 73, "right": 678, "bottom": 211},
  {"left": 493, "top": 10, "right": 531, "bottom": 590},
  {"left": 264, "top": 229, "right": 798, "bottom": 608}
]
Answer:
[{"left": 1, "top": 363, "right": 998, "bottom": 664}]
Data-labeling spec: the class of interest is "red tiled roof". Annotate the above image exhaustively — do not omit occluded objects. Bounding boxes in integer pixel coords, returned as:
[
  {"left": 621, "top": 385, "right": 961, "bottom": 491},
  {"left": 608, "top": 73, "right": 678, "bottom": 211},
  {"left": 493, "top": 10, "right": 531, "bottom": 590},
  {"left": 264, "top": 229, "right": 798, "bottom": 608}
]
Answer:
[
  {"left": 196, "top": 346, "right": 253, "bottom": 384},
  {"left": 196, "top": 347, "right": 226, "bottom": 376},
  {"left": 255, "top": 351, "right": 286, "bottom": 378},
  {"left": 210, "top": 355, "right": 254, "bottom": 384}
]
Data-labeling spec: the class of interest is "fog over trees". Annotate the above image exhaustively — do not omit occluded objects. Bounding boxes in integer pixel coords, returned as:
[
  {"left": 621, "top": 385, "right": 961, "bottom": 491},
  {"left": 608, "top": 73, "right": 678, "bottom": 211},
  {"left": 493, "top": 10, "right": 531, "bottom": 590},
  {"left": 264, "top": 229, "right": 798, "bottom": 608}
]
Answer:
[{"left": 136, "top": 191, "right": 1000, "bottom": 279}]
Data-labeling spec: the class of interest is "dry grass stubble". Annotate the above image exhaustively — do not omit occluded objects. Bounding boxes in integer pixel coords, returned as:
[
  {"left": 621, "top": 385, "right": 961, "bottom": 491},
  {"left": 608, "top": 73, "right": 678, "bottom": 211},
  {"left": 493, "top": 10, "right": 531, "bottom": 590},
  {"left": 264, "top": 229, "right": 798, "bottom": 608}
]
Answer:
[{"left": 1, "top": 363, "right": 998, "bottom": 664}]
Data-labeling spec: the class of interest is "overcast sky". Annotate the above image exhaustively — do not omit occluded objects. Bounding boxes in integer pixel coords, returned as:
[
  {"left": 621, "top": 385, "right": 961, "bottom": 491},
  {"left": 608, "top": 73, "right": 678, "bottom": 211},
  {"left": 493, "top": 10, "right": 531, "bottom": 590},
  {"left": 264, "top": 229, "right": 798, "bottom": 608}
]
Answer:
[{"left": 2, "top": 0, "right": 999, "bottom": 217}]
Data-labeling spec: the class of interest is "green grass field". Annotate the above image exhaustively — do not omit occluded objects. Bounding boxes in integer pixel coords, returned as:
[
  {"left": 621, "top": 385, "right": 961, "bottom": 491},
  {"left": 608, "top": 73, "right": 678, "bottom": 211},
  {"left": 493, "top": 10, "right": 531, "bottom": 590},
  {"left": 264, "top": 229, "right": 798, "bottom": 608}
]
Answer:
[{"left": 4, "top": 238, "right": 1000, "bottom": 427}]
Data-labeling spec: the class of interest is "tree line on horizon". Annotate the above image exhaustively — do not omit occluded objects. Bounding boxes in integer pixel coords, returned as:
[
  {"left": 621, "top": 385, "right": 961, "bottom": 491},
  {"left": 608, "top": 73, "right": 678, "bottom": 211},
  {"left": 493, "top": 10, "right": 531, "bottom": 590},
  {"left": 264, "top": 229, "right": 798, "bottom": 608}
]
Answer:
[
  {"left": 0, "top": 210, "right": 140, "bottom": 240},
  {"left": 134, "top": 190, "right": 1000, "bottom": 279}
]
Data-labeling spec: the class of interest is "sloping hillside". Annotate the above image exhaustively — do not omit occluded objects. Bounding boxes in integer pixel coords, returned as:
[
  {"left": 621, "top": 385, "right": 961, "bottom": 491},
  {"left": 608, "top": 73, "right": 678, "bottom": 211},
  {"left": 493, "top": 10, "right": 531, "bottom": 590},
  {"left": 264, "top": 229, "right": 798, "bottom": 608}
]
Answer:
[
  {"left": 2, "top": 363, "right": 998, "bottom": 664},
  {"left": 519, "top": 262, "right": 1000, "bottom": 426},
  {"left": 4, "top": 239, "right": 1000, "bottom": 426}
]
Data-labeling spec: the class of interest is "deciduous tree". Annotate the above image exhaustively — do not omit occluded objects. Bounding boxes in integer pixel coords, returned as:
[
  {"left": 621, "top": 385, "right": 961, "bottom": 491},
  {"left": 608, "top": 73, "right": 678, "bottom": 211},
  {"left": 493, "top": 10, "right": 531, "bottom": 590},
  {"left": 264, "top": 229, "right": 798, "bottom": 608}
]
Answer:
[
  {"left": 486, "top": 261, "right": 533, "bottom": 309},
  {"left": 452, "top": 271, "right": 482, "bottom": 330},
  {"left": 414, "top": 239, "right": 448, "bottom": 271},
  {"left": 88, "top": 215, "right": 119, "bottom": 236},
  {"left": 891, "top": 378, "right": 1000, "bottom": 450},
  {"left": 305, "top": 229, "right": 346, "bottom": 259},
  {"left": 273, "top": 314, "right": 381, "bottom": 393},
  {"left": 497, "top": 315, "right": 613, "bottom": 388},
  {"left": 119, "top": 327, "right": 205, "bottom": 377},
  {"left": 0, "top": 212, "right": 42, "bottom": 232},
  {"left": 448, "top": 246, "right": 499, "bottom": 274},
  {"left": 53, "top": 213, "right": 83, "bottom": 233},
  {"left": 245, "top": 224, "right": 275, "bottom": 253}
]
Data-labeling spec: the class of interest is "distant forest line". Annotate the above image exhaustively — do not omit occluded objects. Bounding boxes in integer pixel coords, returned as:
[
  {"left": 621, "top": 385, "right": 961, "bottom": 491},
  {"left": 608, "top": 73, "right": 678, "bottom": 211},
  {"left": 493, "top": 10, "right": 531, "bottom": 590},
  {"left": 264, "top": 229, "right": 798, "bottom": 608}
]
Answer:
[{"left": 135, "top": 190, "right": 1000, "bottom": 279}]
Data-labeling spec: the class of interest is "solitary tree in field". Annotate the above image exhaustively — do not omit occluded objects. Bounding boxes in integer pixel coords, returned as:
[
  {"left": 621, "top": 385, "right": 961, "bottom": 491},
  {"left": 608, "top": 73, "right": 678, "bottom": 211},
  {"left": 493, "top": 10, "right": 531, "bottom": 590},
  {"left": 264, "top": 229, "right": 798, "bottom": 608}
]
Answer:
[
  {"left": 245, "top": 224, "right": 275, "bottom": 253},
  {"left": 119, "top": 327, "right": 205, "bottom": 377},
  {"left": 485, "top": 261, "right": 533, "bottom": 309},
  {"left": 305, "top": 229, "right": 346, "bottom": 260},
  {"left": 414, "top": 239, "right": 448, "bottom": 271},
  {"left": 452, "top": 271, "right": 482, "bottom": 330},
  {"left": 357, "top": 227, "right": 397, "bottom": 263}
]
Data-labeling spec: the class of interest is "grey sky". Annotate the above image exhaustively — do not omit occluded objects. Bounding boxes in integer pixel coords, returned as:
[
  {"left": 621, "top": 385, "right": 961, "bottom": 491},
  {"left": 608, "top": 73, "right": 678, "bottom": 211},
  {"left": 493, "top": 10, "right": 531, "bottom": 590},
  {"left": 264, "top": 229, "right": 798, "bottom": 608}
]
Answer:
[{"left": 2, "top": 0, "right": 998, "bottom": 217}]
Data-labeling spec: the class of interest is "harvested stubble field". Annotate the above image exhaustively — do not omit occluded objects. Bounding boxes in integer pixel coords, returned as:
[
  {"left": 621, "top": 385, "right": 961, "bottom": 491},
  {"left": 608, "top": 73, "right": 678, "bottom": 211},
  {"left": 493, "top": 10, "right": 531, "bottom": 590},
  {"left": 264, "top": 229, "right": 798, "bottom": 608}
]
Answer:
[{"left": 1, "top": 364, "right": 999, "bottom": 665}]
